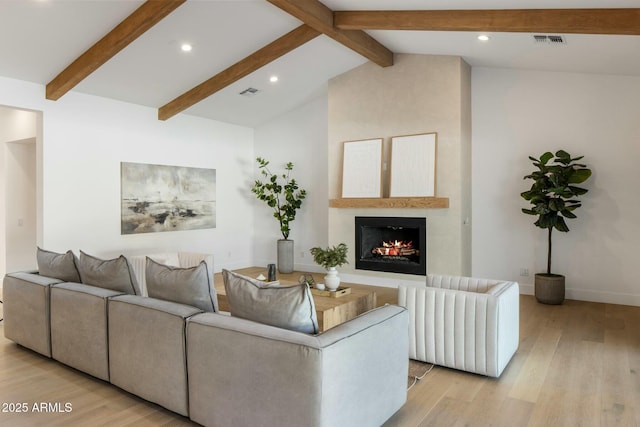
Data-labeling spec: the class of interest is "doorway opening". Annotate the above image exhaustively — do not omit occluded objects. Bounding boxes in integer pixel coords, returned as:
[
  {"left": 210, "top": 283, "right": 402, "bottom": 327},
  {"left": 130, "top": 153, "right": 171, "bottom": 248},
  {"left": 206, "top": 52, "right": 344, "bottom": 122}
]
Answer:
[{"left": 1, "top": 106, "right": 41, "bottom": 280}]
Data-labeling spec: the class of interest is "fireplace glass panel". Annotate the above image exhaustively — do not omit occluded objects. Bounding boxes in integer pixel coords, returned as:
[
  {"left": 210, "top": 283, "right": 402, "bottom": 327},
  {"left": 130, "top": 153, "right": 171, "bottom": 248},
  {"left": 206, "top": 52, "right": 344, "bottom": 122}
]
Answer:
[{"left": 355, "top": 217, "right": 426, "bottom": 276}]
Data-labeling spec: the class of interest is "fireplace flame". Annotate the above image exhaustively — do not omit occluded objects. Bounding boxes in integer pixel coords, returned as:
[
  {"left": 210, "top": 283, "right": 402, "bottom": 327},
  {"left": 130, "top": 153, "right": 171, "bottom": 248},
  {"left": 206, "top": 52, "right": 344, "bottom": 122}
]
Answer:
[
  {"left": 373, "top": 240, "right": 416, "bottom": 256},
  {"left": 382, "top": 240, "right": 412, "bottom": 248}
]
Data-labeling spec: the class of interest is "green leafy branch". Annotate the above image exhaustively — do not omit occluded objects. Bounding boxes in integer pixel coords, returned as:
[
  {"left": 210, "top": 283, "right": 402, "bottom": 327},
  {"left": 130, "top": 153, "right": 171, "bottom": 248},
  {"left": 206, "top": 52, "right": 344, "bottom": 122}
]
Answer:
[
  {"left": 251, "top": 157, "right": 306, "bottom": 240},
  {"left": 310, "top": 243, "right": 349, "bottom": 269}
]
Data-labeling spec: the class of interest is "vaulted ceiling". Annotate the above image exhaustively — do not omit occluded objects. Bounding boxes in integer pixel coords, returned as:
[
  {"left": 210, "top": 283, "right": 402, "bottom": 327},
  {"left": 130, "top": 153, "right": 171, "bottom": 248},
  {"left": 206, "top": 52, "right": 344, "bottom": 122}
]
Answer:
[{"left": 1, "top": 0, "right": 639, "bottom": 127}]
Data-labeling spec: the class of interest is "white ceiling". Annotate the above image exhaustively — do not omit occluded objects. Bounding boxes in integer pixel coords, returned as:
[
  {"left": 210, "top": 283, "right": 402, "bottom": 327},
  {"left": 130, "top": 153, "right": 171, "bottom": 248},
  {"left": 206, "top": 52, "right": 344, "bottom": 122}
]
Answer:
[{"left": 1, "top": 0, "right": 639, "bottom": 127}]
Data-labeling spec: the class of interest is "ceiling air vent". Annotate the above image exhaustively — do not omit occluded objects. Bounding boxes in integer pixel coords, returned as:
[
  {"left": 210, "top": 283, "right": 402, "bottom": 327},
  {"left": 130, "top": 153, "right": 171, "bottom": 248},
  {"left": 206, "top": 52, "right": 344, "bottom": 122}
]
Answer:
[
  {"left": 533, "top": 34, "right": 567, "bottom": 45},
  {"left": 239, "top": 87, "right": 259, "bottom": 97}
]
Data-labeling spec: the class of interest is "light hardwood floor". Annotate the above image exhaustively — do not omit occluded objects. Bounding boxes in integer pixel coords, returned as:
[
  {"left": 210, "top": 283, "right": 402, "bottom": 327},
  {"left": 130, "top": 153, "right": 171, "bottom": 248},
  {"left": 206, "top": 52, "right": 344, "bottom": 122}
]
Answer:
[{"left": 1, "top": 292, "right": 639, "bottom": 426}]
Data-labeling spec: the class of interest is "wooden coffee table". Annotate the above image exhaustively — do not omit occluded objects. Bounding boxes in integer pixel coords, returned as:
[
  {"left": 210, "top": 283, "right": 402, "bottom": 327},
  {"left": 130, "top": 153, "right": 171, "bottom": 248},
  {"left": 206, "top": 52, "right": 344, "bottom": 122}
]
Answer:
[{"left": 214, "top": 267, "right": 377, "bottom": 332}]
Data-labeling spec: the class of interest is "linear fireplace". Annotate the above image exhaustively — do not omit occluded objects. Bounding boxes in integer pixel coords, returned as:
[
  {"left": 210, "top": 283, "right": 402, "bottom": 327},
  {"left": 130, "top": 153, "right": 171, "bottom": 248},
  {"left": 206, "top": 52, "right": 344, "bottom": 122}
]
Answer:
[{"left": 355, "top": 216, "right": 426, "bottom": 276}]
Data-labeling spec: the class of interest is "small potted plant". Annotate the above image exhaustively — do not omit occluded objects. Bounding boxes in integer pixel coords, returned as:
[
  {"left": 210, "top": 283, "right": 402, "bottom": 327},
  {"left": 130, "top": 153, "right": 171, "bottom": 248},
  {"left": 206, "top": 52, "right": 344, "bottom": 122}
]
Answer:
[
  {"left": 521, "top": 150, "right": 591, "bottom": 304},
  {"left": 310, "top": 243, "right": 348, "bottom": 291}
]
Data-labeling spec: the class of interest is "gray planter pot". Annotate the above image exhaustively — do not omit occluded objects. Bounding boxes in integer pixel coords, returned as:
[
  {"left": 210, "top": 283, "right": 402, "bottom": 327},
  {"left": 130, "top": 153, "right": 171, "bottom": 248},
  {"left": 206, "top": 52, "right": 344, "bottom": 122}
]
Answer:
[
  {"left": 277, "top": 239, "right": 294, "bottom": 274},
  {"left": 535, "top": 273, "right": 565, "bottom": 305}
]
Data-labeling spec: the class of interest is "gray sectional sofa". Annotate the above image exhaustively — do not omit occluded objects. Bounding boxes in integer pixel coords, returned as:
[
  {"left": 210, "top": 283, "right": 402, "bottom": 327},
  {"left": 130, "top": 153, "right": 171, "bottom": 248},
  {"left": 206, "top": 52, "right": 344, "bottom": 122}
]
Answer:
[{"left": 3, "top": 250, "right": 409, "bottom": 427}]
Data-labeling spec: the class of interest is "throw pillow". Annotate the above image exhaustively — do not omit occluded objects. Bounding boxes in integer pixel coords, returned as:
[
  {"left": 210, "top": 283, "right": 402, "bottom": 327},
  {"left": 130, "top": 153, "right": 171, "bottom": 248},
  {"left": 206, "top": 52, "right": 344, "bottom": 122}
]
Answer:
[
  {"left": 145, "top": 257, "right": 217, "bottom": 312},
  {"left": 36, "top": 247, "right": 81, "bottom": 282},
  {"left": 77, "top": 251, "right": 140, "bottom": 295},
  {"left": 222, "top": 269, "right": 318, "bottom": 334}
]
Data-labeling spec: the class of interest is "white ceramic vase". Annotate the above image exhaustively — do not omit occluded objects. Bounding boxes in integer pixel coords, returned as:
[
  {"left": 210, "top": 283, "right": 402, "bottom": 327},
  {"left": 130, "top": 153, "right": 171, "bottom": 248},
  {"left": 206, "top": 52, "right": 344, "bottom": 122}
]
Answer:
[{"left": 324, "top": 267, "right": 341, "bottom": 291}]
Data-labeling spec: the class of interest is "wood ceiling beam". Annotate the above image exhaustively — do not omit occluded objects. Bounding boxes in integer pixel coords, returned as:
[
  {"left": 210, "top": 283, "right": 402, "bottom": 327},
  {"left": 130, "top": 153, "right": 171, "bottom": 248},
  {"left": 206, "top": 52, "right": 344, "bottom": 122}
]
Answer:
[
  {"left": 46, "top": 0, "right": 186, "bottom": 101},
  {"left": 334, "top": 9, "right": 640, "bottom": 35},
  {"left": 266, "top": 0, "right": 393, "bottom": 67},
  {"left": 158, "top": 24, "right": 320, "bottom": 121}
]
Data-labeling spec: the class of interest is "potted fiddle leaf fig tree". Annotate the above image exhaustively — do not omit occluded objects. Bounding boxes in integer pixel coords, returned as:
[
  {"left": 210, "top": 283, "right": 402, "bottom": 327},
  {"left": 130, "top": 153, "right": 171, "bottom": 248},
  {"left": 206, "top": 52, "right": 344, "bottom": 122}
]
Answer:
[
  {"left": 251, "top": 157, "right": 306, "bottom": 274},
  {"left": 310, "top": 243, "right": 348, "bottom": 291},
  {"left": 521, "top": 150, "right": 592, "bottom": 304}
]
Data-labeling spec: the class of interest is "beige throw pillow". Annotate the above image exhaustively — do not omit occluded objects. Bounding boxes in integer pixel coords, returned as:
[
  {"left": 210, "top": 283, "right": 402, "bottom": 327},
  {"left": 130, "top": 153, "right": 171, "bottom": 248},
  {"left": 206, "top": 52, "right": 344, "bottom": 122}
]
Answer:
[
  {"left": 222, "top": 269, "right": 318, "bottom": 334},
  {"left": 37, "top": 247, "right": 81, "bottom": 283},
  {"left": 77, "top": 251, "right": 140, "bottom": 295},
  {"left": 146, "top": 257, "right": 218, "bottom": 312}
]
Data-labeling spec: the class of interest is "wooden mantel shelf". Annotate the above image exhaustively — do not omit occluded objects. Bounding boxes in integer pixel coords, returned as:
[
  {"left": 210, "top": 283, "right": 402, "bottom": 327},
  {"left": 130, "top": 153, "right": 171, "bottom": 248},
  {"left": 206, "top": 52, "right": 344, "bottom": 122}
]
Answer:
[{"left": 329, "top": 197, "right": 449, "bottom": 209}]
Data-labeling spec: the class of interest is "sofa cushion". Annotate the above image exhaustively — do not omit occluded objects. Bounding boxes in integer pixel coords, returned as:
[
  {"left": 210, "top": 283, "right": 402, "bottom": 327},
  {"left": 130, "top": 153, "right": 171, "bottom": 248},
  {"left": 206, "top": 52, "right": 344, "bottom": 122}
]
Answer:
[
  {"left": 109, "top": 294, "right": 202, "bottom": 416},
  {"left": 37, "top": 247, "right": 81, "bottom": 283},
  {"left": 146, "top": 257, "right": 217, "bottom": 312},
  {"left": 77, "top": 251, "right": 140, "bottom": 295},
  {"left": 222, "top": 269, "right": 318, "bottom": 334},
  {"left": 50, "top": 282, "right": 123, "bottom": 381},
  {"left": 3, "top": 272, "right": 63, "bottom": 357}
]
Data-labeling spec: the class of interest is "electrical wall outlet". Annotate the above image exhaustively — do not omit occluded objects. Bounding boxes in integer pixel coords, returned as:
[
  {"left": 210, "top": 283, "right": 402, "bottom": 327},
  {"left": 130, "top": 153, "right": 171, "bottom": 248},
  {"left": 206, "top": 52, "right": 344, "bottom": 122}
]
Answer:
[{"left": 519, "top": 268, "right": 529, "bottom": 277}]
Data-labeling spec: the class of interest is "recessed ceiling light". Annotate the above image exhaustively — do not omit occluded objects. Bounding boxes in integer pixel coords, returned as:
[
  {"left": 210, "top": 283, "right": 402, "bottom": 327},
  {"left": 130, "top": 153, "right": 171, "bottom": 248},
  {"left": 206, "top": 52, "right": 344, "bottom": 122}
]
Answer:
[
  {"left": 181, "top": 43, "right": 192, "bottom": 52},
  {"left": 477, "top": 35, "right": 490, "bottom": 42},
  {"left": 269, "top": 75, "right": 279, "bottom": 83}
]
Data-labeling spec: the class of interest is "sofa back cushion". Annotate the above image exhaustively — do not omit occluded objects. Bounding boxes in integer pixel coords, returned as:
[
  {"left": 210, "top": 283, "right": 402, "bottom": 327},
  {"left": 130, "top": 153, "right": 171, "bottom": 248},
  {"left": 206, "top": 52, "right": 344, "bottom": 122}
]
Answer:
[
  {"left": 222, "top": 269, "right": 318, "bottom": 334},
  {"left": 145, "top": 257, "right": 217, "bottom": 312},
  {"left": 37, "top": 247, "right": 81, "bottom": 283},
  {"left": 127, "top": 253, "right": 183, "bottom": 297},
  {"left": 77, "top": 251, "right": 140, "bottom": 295}
]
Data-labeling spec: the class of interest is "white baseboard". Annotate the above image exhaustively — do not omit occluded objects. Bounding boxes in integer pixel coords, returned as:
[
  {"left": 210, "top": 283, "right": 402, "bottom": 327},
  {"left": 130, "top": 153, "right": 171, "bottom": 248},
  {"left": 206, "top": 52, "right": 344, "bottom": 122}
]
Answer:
[
  {"left": 519, "top": 283, "right": 534, "bottom": 295},
  {"left": 566, "top": 288, "right": 640, "bottom": 306},
  {"left": 515, "top": 282, "right": 640, "bottom": 306}
]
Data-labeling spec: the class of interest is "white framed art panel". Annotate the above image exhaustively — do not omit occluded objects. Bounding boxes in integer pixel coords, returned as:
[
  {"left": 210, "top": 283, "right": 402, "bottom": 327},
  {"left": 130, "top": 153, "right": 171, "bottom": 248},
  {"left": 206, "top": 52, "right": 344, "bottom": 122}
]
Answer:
[
  {"left": 341, "top": 138, "right": 383, "bottom": 198},
  {"left": 389, "top": 133, "right": 437, "bottom": 197}
]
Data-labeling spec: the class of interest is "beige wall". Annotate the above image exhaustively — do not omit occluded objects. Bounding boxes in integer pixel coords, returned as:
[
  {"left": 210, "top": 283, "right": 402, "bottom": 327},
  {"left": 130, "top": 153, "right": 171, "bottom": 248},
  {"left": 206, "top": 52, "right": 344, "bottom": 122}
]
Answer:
[{"left": 328, "top": 54, "right": 471, "bottom": 284}]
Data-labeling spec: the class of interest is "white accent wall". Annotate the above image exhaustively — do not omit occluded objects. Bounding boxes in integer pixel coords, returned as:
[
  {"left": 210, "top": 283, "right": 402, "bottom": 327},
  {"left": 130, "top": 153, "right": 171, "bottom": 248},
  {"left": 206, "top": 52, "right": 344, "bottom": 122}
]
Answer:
[
  {"left": 0, "top": 76, "right": 255, "bottom": 273},
  {"left": 253, "top": 96, "right": 329, "bottom": 272},
  {"left": 472, "top": 67, "right": 640, "bottom": 305}
]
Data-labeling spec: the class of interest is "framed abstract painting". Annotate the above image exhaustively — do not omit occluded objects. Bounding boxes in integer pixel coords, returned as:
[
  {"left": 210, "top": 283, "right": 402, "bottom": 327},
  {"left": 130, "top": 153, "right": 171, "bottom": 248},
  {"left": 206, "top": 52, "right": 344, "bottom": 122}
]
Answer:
[{"left": 120, "top": 162, "right": 216, "bottom": 235}]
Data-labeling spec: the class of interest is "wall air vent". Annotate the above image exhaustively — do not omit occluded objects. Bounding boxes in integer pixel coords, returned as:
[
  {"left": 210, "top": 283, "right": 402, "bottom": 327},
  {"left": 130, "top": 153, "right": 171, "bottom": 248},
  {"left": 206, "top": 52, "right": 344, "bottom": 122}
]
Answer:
[
  {"left": 239, "top": 87, "right": 259, "bottom": 96},
  {"left": 533, "top": 34, "right": 566, "bottom": 44}
]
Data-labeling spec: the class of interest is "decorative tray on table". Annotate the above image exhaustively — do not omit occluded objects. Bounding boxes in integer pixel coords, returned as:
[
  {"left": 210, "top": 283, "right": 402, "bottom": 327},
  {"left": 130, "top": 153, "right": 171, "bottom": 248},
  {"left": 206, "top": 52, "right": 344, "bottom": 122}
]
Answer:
[
  {"left": 298, "top": 273, "right": 351, "bottom": 298},
  {"left": 310, "top": 287, "right": 351, "bottom": 298}
]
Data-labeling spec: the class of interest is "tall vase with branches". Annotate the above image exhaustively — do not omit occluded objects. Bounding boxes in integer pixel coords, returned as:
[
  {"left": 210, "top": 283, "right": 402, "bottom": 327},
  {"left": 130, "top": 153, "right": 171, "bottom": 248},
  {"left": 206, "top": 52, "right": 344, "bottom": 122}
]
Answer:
[
  {"left": 251, "top": 157, "right": 306, "bottom": 273},
  {"left": 521, "top": 150, "right": 591, "bottom": 304}
]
